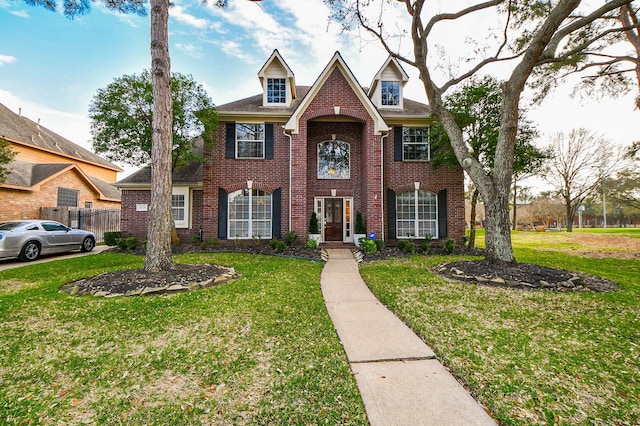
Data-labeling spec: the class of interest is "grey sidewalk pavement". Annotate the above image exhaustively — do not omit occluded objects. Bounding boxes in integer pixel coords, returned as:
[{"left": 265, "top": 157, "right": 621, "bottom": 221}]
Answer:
[
  {"left": 0, "top": 244, "right": 112, "bottom": 272},
  {"left": 321, "top": 248, "right": 496, "bottom": 426}
]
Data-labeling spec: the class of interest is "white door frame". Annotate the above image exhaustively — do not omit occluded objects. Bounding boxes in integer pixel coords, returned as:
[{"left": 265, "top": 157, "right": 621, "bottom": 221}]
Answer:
[{"left": 314, "top": 196, "right": 353, "bottom": 243}]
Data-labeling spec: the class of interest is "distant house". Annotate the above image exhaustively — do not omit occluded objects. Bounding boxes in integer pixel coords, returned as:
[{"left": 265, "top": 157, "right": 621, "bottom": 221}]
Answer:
[
  {"left": 0, "top": 103, "right": 122, "bottom": 222},
  {"left": 118, "top": 50, "right": 465, "bottom": 244}
]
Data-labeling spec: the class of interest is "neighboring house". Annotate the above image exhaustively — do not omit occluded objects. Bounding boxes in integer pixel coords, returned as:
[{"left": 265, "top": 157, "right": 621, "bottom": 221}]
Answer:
[
  {"left": 118, "top": 50, "right": 465, "bottom": 244},
  {"left": 0, "top": 103, "right": 122, "bottom": 222}
]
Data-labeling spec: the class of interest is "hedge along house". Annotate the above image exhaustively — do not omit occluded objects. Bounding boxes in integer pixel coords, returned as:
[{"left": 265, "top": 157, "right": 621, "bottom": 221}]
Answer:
[{"left": 118, "top": 50, "right": 465, "bottom": 244}]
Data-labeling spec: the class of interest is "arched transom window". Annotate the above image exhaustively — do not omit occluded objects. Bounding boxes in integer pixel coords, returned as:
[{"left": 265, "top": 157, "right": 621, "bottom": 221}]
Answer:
[
  {"left": 396, "top": 190, "right": 438, "bottom": 238},
  {"left": 228, "top": 189, "right": 272, "bottom": 239},
  {"left": 318, "top": 140, "right": 350, "bottom": 179}
]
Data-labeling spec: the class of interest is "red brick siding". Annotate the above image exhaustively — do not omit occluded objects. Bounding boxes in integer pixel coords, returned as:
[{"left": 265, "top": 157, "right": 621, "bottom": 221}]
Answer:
[
  {"left": 202, "top": 123, "right": 290, "bottom": 240},
  {"left": 121, "top": 189, "right": 203, "bottom": 242}
]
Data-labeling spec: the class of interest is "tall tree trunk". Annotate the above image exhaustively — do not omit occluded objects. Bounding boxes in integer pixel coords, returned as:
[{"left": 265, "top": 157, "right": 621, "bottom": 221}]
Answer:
[
  {"left": 565, "top": 200, "right": 574, "bottom": 232},
  {"left": 145, "top": 0, "right": 174, "bottom": 272},
  {"left": 468, "top": 188, "right": 479, "bottom": 249},
  {"left": 512, "top": 177, "right": 518, "bottom": 231},
  {"left": 483, "top": 188, "right": 515, "bottom": 264}
]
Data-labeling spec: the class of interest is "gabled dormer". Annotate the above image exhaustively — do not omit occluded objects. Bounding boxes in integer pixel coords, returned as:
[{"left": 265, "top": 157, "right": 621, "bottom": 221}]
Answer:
[
  {"left": 368, "top": 56, "right": 409, "bottom": 110},
  {"left": 258, "top": 49, "right": 296, "bottom": 108}
]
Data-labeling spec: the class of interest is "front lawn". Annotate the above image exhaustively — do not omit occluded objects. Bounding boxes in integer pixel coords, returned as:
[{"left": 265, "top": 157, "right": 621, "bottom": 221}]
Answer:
[
  {"left": 0, "top": 253, "right": 366, "bottom": 425},
  {"left": 360, "top": 237, "right": 640, "bottom": 425}
]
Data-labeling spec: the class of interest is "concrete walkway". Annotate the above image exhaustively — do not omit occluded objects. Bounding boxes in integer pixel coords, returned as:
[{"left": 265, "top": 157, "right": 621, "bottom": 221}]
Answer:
[{"left": 321, "top": 248, "right": 496, "bottom": 426}]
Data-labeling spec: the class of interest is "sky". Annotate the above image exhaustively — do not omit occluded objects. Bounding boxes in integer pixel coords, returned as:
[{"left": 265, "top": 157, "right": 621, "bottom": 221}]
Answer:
[{"left": 1, "top": 0, "right": 638, "bottom": 182}]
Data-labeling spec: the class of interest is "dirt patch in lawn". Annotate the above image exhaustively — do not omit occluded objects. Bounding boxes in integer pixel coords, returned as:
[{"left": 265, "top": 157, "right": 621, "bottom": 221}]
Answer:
[{"left": 524, "top": 232, "right": 640, "bottom": 259}]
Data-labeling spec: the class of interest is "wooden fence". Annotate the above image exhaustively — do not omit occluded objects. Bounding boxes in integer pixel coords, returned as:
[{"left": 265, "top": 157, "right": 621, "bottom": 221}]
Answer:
[{"left": 40, "top": 207, "right": 120, "bottom": 244}]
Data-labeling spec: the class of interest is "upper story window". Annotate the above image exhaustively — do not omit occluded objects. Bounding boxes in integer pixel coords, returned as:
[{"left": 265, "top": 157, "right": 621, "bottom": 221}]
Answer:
[
  {"left": 318, "top": 140, "right": 350, "bottom": 179},
  {"left": 236, "top": 123, "right": 265, "bottom": 159},
  {"left": 57, "top": 187, "right": 79, "bottom": 207},
  {"left": 381, "top": 81, "right": 400, "bottom": 106},
  {"left": 403, "top": 127, "right": 430, "bottom": 161},
  {"left": 267, "top": 78, "right": 286, "bottom": 104}
]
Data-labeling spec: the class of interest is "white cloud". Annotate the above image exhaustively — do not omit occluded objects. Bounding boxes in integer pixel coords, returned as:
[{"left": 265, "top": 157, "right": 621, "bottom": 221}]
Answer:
[
  {"left": 174, "top": 42, "right": 204, "bottom": 59},
  {"left": 10, "top": 9, "right": 29, "bottom": 18},
  {"left": 0, "top": 54, "right": 16, "bottom": 66},
  {"left": 170, "top": 4, "right": 209, "bottom": 29}
]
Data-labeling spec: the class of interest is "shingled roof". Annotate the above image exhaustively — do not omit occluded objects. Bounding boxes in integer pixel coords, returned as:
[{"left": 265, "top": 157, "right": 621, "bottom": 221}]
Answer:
[
  {"left": 3, "top": 159, "right": 121, "bottom": 201},
  {"left": 0, "top": 103, "right": 122, "bottom": 172}
]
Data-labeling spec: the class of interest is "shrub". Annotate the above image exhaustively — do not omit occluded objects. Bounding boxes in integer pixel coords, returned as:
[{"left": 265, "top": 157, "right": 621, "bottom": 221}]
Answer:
[
  {"left": 285, "top": 231, "right": 298, "bottom": 246},
  {"left": 355, "top": 212, "right": 366, "bottom": 234},
  {"left": 269, "top": 239, "right": 279, "bottom": 250},
  {"left": 374, "top": 239, "right": 385, "bottom": 251},
  {"left": 362, "top": 239, "right": 377, "bottom": 254},
  {"left": 200, "top": 238, "right": 219, "bottom": 250},
  {"left": 103, "top": 231, "right": 121, "bottom": 246},
  {"left": 305, "top": 239, "right": 318, "bottom": 249},
  {"left": 309, "top": 212, "right": 319, "bottom": 234},
  {"left": 445, "top": 238, "right": 456, "bottom": 254},
  {"left": 116, "top": 237, "right": 139, "bottom": 251},
  {"left": 397, "top": 240, "right": 415, "bottom": 254},
  {"left": 421, "top": 235, "right": 433, "bottom": 253},
  {"left": 274, "top": 240, "right": 287, "bottom": 252}
]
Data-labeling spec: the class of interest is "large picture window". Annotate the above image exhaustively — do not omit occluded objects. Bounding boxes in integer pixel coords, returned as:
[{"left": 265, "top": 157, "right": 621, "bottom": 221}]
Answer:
[
  {"left": 396, "top": 190, "right": 437, "bottom": 238},
  {"left": 228, "top": 189, "right": 272, "bottom": 239},
  {"left": 236, "top": 123, "right": 265, "bottom": 159},
  {"left": 403, "top": 127, "right": 430, "bottom": 161},
  {"left": 318, "top": 140, "right": 350, "bottom": 179}
]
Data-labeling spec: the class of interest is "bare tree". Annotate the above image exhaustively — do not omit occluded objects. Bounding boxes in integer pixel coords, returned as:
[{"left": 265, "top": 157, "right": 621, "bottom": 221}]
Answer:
[
  {"left": 542, "top": 129, "right": 617, "bottom": 232},
  {"left": 327, "top": 0, "right": 632, "bottom": 263}
]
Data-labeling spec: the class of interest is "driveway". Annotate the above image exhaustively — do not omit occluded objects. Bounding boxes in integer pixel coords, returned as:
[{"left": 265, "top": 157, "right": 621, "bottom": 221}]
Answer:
[{"left": 0, "top": 245, "right": 112, "bottom": 272}]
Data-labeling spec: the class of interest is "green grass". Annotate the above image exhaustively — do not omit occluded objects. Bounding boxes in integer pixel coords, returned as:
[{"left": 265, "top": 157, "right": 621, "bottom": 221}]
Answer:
[
  {"left": 360, "top": 235, "right": 640, "bottom": 425},
  {"left": 0, "top": 253, "right": 366, "bottom": 425}
]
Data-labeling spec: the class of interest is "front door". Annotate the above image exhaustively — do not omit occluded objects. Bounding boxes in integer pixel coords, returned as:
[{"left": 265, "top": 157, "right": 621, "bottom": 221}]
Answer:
[{"left": 324, "top": 198, "right": 343, "bottom": 241}]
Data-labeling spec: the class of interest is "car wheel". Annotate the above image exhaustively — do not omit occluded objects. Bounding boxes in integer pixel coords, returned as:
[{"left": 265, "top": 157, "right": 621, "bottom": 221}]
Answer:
[
  {"left": 19, "top": 241, "right": 41, "bottom": 262},
  {"left": 80, "top": 237, "right": 95, "bottom": 252}
]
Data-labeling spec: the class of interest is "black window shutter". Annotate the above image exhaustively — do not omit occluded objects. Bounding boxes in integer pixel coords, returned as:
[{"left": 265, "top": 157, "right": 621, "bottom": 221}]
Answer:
[
  {"left": 225, "top": 122, "right": 235, "bottom": 159},
  {"left": 438, "top": 189, "right": 448, "bottom": 239},
  {"left": 265, "top": 124, "right": 274, "bottom": 159},
  {"left": 394, "top": 126, "right": 403, "bottom": 161},
  {"left": 272, "top": 188, "right": 281, "bottom": 239},
  {"left": 218, "top": 187, "right": 228, "bottom": 239},
  {"left": 387, "top": 188, "right": 396, "bottom": 239}
]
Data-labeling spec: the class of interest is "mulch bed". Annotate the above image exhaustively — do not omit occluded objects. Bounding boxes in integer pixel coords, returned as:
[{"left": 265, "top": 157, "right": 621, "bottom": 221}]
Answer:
[{"left": 61, "top": 243, "right": 619, "bottom": 296}]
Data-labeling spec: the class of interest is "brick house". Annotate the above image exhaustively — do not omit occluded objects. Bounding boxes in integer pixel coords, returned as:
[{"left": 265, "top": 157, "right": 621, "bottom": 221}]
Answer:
[
  {"left": 0, "top": 103, "right": 122, "bottom": 222},
  {"left": 118, "top": 50, "right": 465, "bottom": 244}
]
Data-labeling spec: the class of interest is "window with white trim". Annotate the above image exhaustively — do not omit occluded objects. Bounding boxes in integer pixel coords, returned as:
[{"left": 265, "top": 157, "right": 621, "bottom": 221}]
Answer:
[
  {"left": 236, "top": 123, "right": 265, "bottom": 159},
  {"left": 171, "top": 188, "right": 189, "bottom": 228},
  {"left": 403, "top": 127, "right": 430, "bottom": 161},
  {"left": 267, "top": 78, "right": 286, "bottom": 104},
  {"left": 396, "top": 190, "right": 438, "bottom": 238},
  {"left": 318, "top": 140, "right": 350, "bottom": 179},
  {"left": 381, "top": 81, "right": 400, "bottom": 106},
  {"left": 228, "top": 189, "right": 272, "bottom": 239}
]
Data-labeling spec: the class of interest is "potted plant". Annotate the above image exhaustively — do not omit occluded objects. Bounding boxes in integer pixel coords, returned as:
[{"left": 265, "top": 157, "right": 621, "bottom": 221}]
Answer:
[
  {"left": 308, "top": 212, "right": 321, "bottom": 244},
  {"left": 354, "top": 212, "right": 366, "bottom": 248}
]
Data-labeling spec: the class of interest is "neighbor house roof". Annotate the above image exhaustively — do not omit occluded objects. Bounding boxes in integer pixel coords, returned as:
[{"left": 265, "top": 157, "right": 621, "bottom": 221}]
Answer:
[
  {"left": 2, "top": 159, "right": 121, "bottom": 201},
  {"left": 0, "top": 102, "right": 122, "bottom": 172}
]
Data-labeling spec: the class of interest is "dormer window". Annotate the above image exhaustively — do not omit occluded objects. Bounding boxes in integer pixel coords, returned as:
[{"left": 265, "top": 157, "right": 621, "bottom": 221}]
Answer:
[
  {"left": 267, "top": 78, "right": 287, "bottom": 104},
  {"left": 381, "top": 81, "right": 400, "bottom": 106}
]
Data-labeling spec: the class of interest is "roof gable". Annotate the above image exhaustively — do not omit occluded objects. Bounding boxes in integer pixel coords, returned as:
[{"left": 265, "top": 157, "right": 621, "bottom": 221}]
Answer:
[
  {"left": 284, "top": 52, "right": 389, "bottom": 135},
  {"left": 258, "top": 49, "right": 296, "bottom": 107},
  {"left": 368, "top": 56, "right": 410, "bottom": 109}
]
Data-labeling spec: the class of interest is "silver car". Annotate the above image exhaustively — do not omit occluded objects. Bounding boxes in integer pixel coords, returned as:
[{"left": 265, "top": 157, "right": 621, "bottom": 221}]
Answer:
[{"left": 0, "top": 220, "right": 95, "bottom": 261}]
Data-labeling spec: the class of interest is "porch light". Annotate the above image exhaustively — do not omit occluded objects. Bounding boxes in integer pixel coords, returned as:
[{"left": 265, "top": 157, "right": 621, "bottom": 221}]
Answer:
[
  {"left": 331, "top": 189, "right": 337, "bottom": 196},
  {"left": 328, "top": 167, "right": 336, "bottom": 175}
]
